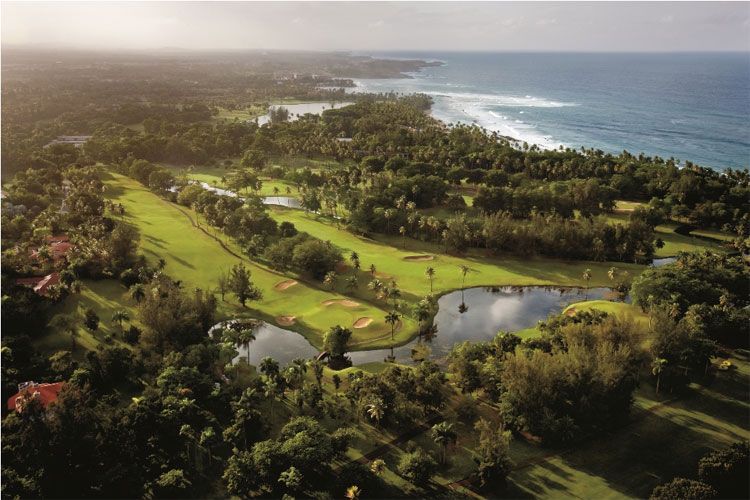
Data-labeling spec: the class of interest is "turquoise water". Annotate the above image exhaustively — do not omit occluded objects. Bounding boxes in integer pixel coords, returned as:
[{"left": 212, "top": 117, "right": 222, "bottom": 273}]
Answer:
[{"left": 353, "top": 52, "right": 750, "bottom": 170}]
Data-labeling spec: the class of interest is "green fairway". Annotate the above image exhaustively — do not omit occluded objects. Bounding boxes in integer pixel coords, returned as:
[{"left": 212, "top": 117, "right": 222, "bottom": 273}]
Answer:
[
  {"left": 163, "top": 163, "right": 301, "bottom": 199},
  {"left": 689, "top": 228, "right": 736, "bottom": 242},
  {"left": 102, "top": 172, "right": 412, "bottom": 350},
  {"left": 213, "top": 105, "right": 266, "bottom": 122},
  {"left": 605, "top": 211, "right": 725, "bottom": 258},
  {"left": 655, "top": 223, "right": 726, "bottom": 257},
  {"left": 563, "top": 299, "right": 648, "bottom": 325},
  {"left": 269, "top": 207, "right": 645, "bottom": 301},
  {"left": 37, "top": 280, "right": 138, "bottom": 356}
]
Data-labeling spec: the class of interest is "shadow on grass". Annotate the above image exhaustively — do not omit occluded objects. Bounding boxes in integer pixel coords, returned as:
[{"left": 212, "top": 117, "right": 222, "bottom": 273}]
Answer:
[{"left": 509, "top": 382, "right": 749, "bottom": 498}]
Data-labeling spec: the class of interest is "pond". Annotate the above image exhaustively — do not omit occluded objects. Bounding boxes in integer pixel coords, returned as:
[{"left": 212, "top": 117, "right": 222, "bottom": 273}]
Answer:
[
  {"left": 193, "top": 181, "right": 302, "bottom": 208},
  {"left": 214, "top": 285, "right": 614, "bottom": 368},
  {"left": 210, "top": 320, "right": 319, "bottom": 367},
  {"left": 256, "top": 101, "right": 353, "bottom": 126},
  {"left": 350, "top": 285, "right": 612, "bottom": 364},
  {"left": 651, "top": 257, "right": 676, "bottom": 267}
]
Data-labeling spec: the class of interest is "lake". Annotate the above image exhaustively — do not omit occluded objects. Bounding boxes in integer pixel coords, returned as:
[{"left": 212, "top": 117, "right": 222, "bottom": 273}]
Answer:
[{"left": 216, "top": 285, "right": 612, "bottom": 367}]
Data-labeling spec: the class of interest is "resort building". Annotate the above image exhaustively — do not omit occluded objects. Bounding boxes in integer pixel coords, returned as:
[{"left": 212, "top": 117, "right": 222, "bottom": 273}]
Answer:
[
  {"left": 15, "top": 272, "right": 61, "bottom": 296},
  {"left": 7, "top": 381, "right": 65, "bottom": 413}
]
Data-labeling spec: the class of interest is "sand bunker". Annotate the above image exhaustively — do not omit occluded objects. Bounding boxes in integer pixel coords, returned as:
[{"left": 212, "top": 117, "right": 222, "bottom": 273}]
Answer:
[
  {"left": 353, "top": 317, "right": 373, "bottom": 329},
  {"left": 274, "top": 279, "right": 298, "bottom": 291},
  {"left": 322, "top": 299, "right": 361, "bottom": 308},
  {"left": 565, "top": 307, "right": 577, "bottom": 317},
  {"left": 276, "top": 315, "right": 296, "bottom": 326},
  {"left": 403, "top": 255, "right": 434, "bottom": 262}
]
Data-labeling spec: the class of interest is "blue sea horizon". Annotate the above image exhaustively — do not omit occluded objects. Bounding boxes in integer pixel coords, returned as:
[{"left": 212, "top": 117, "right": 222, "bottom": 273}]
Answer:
[{"left": 353, "top": 51, "right": 750, "bottom": 171}]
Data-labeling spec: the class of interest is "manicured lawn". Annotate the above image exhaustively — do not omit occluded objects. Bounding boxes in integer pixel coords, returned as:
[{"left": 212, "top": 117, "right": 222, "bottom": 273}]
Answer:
[
  {"left": 655, "top": 223, "right": 725, "bottom": 257},
  {"left": 269, "top": 207, "right": 645, "bottom": 303},
  {"left": 605, "top": 211, "right": 725, "bottom": 258},
  {"left": 37, "top": 280, "right": 138, "bottom": 356},
  {"left": 163, "top": 163, "right": 301, "bottom": 199},
  {"left": 614, "top": 200, "right": 645, "bottom": 211},
  {"left": 102, "top": 172, "right": 412, "bottom": 350},
  {"left": 690, "top": 228, "right": 735, "bottom": 242},
  {"left": 213, "top": 105, "right": 267, "bottom": 122},
  {"left": 563, "top": 300, "right": 648, "bottom": 325}
]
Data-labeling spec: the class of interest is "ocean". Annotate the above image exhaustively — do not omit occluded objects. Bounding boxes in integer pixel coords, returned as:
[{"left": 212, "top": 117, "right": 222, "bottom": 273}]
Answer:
[{"left": 352, "top": 52, "right": 750, "bottom": 170}]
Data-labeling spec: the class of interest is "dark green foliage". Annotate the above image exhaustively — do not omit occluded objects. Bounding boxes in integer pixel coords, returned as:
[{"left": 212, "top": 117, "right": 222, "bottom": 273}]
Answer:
[
  {"left": 291, "top": 239, "right": 343, "bottom": 280},
  {"left": 323, "top": 325, "right": 352, "bottom": 360},
  {"left": 397, "top": 448, "right": 437, "bottom": 486},
  {"left": 697, "top": 441, "right": 749, "bottom": 499},
  {"left": 650, "top": 478, "right": 717, "bottom": 500}
]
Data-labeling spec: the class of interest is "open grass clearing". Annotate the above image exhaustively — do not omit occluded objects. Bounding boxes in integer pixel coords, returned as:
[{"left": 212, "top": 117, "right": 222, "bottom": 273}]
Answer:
[
  {"left": 37, "top": 279, "right": 138, "bottom": 357},
  {"left": 100, "top": 171, "right": 413, "bottom": 350}
]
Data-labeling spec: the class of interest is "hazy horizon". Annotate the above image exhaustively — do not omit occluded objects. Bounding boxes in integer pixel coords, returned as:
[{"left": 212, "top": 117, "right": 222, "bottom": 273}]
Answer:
[{"left": 3, "top": 1, "right": 749, "bottom": 53}]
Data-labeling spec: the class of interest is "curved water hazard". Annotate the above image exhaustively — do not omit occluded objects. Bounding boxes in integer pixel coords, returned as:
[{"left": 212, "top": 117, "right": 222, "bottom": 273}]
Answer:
[
  {"left": 212, "top": 286, "right": 614, "bottom": 368},
  {"left": 193, "top": 181, "right": 302, "bottom": 208},
  {"left": 210, "top": 320, "right": 318, "bottom": 367}
]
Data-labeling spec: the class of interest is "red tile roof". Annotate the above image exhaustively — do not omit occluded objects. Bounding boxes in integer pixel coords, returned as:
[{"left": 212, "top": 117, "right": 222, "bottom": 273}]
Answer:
[
  {"left": 30, "top": 239, "right": 73, "bottom": 261},
  {"left": 15, "top": 272, "right": 61, "bottom": 296},
  {"left": 45, "top": 235, "right": 70, "bottom": 244},
  {"left": 7, "top": 382, "right": 65, "bottom": 412}
]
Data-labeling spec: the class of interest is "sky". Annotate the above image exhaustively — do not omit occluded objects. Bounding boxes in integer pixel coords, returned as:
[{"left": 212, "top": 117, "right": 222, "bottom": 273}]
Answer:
[{"left": 2, "top": 1, "right": 749, "bottom": 53}]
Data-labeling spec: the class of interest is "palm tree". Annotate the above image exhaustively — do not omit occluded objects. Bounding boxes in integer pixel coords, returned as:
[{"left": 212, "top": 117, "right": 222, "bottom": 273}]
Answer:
[
  {"left": 130, "top": 284, "right": 146, "bottom": 303},
  {"left": 350, "top": 251, "right": 360, "bottom": 270},
  {"left": 310, "top": 359, "right": 324, "bottom": 387},
  {"left": 345, "top": 485, "right": 362, "bottom": 500},
  {"left": 431, "top": 421, "right": 458, "bottom": 465},
  {"left": 263, "top": 377, "right": 279, "bottom": 419},
  {"left": 652, "top": 358, "right": 667, "bottom": 395},
  {"left": 366, "top": 399, "right": 385, "bottom": 425},
  {"left": 368, "top": 278, "right": 384, "bottom": 294},
  {"left": 414, "top": 299, "right": 432, "bottom": 334},
  {"left": 370, "top": 459, "right": 386, "bottom": 476},
  {"left": 385, "top": 311, "right": 401, "bottom": 341},
  {"left": 111, "top": 309, "right": 129, "bottom": 331},
  {"left": 273, "top": 186, "right": 280, "bottom": 204},
  {"left": 369, "top": 264, "right": 377, "bottom": 277},
  {"left": 399, "top": 225, "right": 407, "bottom": 248},
  {"left": 259, "top": 357, "right": 280, "bottom": 379},
  {"left": 582, "top": 268, "right": 592, "bottom": 299},
  {"left": 237, "top": 326, "right": 258, "bottom": 361},
  {"left": 324, "top": 271, "right": 337, "bottom": 290},
  {"left": 459, "top": 265, "right": 472, "bottom": 305},
  {"left": 425, "top": 267, "right": 436, "bottom": 293},
  {"left": 607, "top": 266, "right": 617, "bottom": 282},
  {"left": 346, "top": 275, "right": 358, "bottom": 291}
]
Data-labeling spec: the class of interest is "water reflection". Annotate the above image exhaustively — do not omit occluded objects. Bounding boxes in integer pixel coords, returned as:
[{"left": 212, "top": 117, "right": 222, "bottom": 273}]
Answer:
[
  {"left": 212, "top": 286, "right": 614, "bottom": 368},
  {"left": 210, "top": 320, "right": 318, "bottom": 367},
  {"left": 256, "top": 102, "right": 353, "bottom": 126},
  {"left": 350, "top": 286, "right": 611, "bottom": 364}
]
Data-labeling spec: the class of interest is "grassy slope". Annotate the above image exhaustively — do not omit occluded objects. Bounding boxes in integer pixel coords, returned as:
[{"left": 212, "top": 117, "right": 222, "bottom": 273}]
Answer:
[
  {"left": 508, "top": 352, "right": 750, "bottom": 498},
  {"left": 102, "top": 171, "right": 413, "bottom": 350},
  {"left": 36, "top": 280, "right": 139, "bottom": 356},
  {"left": 269, "top": 207, "right": 645, "bottom": 299},
  {"left": 606, "top": 210, "right": 724, "bottom": 258}
]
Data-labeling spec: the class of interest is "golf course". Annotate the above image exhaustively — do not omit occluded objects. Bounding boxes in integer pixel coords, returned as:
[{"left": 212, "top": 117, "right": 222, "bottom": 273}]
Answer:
[{"left": 91, "top": 169, "right": 655, "bottom": 354}]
